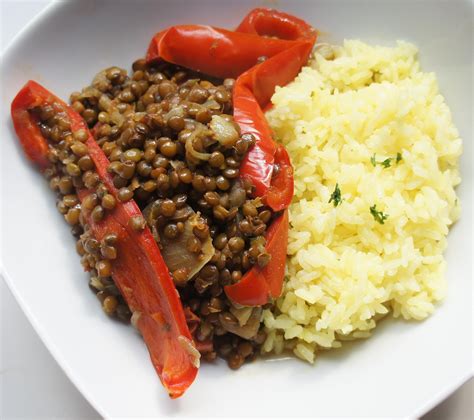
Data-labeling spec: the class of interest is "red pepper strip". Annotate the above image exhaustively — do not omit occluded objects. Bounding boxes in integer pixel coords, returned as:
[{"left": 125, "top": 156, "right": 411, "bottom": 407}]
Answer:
[
  {"left": 146, "top": 26, "right": 303, "bottom": 80},
  {"left": 236, "top": 7, "right": 317, "bottom": 40},
  {"left": 235, "top": 9, "right": 316, "bottom": 205},
  {"left": 231, "top": 83, "right": 277, "bottom": 204},
  {"left": 11, "top": 81, "right": 197, "bottom": 398},
  {"left": 264, "top": 146, "right": 294, "bottom": 212},
  {"left": 224, "top": 209, "right": 289, "bottom": 305},
  {"left": 11, "top": 84, "right": 59, "bottom": 171}
]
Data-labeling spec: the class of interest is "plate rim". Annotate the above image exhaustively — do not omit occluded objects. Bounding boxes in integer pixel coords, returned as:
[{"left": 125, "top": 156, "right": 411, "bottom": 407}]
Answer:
[{"left": 0, "top": 1, "right": 472, "bottom": 418}]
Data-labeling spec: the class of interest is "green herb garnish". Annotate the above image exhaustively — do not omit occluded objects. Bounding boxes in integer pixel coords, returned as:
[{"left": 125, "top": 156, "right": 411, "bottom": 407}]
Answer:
[
  {"left": 371, "top": 153, "right": 402, "bottom": 168},
  {"left": 329, "top": 183, "right": 342, "bottom": 207},
  {"left": 370, "top": 154, "right": 377, "bottom": 167},
  {"left": 370, "top": 204, "right": 389, "bottom": 224}
]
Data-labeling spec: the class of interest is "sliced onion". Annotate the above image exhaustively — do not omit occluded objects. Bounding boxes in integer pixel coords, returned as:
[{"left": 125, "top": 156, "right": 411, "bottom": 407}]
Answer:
[
  {"left": 131, "top": 311, "right": 141, "bottom": 330},
  {"left": 142, "top": 200, "right": 160, "bottom": 224},
  {"left": 230, "top": 305, "right": 253, "bottom": 327},
  {"left": 209, "top": 115, "right": 239, "bottom": 147},
  {"left": 178, "top": 335, "right": 201, "bottom": 368},
  {"left": 98, "top": 94, "right": 113, "bottom": 112},
  {"left": 229, "top": 180, "right": 246, "bottom": 208},
  {"left": 219, "top": 307, "right": 262, "bottom": 339},
  {"left": 169, "top": 205, "right": 194, "bottom": 223},
  {"left": 314, "top": 43, "right": 336, "bottom": 60},
  {"left": 170, "top": 160, "right": 186, "bottom": 170},
  {"left": 185, "top": 131, "right": 211, "bottom": 162},
  {"left": 109, "top": 109, "right": 125, "bottom": 127},
  {"left": 165, "top": 105, "right": 185, "bottom": 120},
  {"left": 203, "top": 98, "right": 221, "bottom": 110},
  {"left": 159, "top": 213, "right": 214, "bottom": 285}
]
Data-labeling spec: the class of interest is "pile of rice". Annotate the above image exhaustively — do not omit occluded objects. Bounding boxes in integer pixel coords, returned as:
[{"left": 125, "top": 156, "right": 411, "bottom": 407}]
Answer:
[{"left": 262, "top": 40, "right": 462, "bottom": 363}]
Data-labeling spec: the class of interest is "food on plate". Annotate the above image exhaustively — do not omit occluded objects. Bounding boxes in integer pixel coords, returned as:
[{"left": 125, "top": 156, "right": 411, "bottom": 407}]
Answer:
[
  {"left": 263, "top": 40, "right": 462, "bottom": 362},
  {"left": 10, "top": 4, "right": 462, "bottom": 399},
  {"left": 10, "top": 8, "right": 316, "bottom": 397}
]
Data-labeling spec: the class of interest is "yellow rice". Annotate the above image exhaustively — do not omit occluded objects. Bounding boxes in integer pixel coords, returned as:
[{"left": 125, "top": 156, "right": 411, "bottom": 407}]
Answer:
[{"left": 263, "top": 40, "right": 462, "bottom": 363}]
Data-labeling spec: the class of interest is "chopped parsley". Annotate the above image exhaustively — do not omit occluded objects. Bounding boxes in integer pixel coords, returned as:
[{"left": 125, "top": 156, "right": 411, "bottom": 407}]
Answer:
[
  {"left": 328, "top": 183, "right": 342, "bottom": 207},
  {"left": 370, "top": 153, "right": 402, "bottom": 168},
  {"left": 370, "top": 204, "right": 389, "bottom": 224},
  {"left": 370, "top": 154, "right": 377, "bottom": 167}
]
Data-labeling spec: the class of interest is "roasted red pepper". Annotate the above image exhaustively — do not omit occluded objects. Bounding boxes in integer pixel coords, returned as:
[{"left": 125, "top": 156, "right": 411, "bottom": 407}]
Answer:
[
  {"left": 230, "top": 8, "right": 315, "bottom": 206},
  {"left": 225, "top": 210, "right": 289, "bottom": 305},
  {"left": 146, "top": 8, "right": 316, "bottom": 305},
  {"left": 11, "top": 81, "right": 198, "bottom": 398}
]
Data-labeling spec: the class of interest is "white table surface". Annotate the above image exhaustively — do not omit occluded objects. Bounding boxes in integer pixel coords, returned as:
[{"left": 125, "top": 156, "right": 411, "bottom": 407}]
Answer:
[{"left": 0, "top": 1, "right": 472, "bottom": 419}]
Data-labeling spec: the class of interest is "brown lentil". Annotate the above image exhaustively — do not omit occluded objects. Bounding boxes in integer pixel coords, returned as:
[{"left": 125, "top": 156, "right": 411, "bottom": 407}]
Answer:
[
  {"left": 96, "top": 259, "right": 112, "bottom": 277},
  {"left": 129, "top": 215, "right": 146, "bottom": 231},
  {"left": 65, "top": 207, "right": 81, "bottom": 225},
  {"left": 117, "top": 187, "right": 133, "bottom": 202},
  {"left": 186, "top": 236, "right": 201, "bottom": 254},
  {"left": 100, "top": 244, "right": 117, "bottom": 260},
  {"left": 78, "top": 155, "right": 94, "bottom": 171},
  {"left": 173, "top": 268, "right": 189, "bottom": 284},
  {"left": 243, "top": 201, "right": 258, "bottom": 217},
  {"left": 228, "top": 237, "right": 245, "bottom": 253},
  {"left": 102, "top": 295, "right": 118, "bottom": 315},
  {"left": 91, "top": 205, "right": 105, "bottom": 222},
  {"left": 159, "top": 199, "right": 176, "bottom": 217},
  {"left": 101, "top": 194, "right": 116, "bottom": 210},
  {"left": 216, "top": 175, "right": 230, "bottom": 191},
  {"left": 257, "top": 252, "right": 271, "bottom": 268},
  {"left": 103, "top": 233, "right": 118, "bottom": 245},
  {"left": 227, "top": 352, "right": 245, "bottom": 370}
]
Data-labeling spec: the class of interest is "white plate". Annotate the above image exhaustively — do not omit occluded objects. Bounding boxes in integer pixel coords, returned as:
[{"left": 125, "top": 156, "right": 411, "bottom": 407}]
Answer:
[{"left": 1, "top": 0, "right": 472, "bottom": 417}]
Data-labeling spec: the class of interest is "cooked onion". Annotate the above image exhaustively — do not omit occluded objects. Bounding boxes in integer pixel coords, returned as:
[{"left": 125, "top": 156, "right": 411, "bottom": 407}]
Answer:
[
  {"left": 131, "top": 311, "right": 141, "bottom": 330},
  {"left": 170, "top": 160, "right": 186, "bottom": 170},
  {"left": 109, "top": 109, "right": 125, "bottom": 127},
  {"left": 99, "top": 94, "right": 113, "bottom": 111},
  {"left": 142, "top": 200, "right": 160, "bottom": 224},
  {"left": 185, "top": 130, "right": 211, "bottom": 162},
  {"left": 159, "top": 213, "right": 214, "bottom": 285},
  {"left": 314, "top": 43, "right": 336, "bottom": 60},
  {"left": 203, "top": 98, "right": 221, "bottom": 110},
  {"left": 219, "top": 307, "right": 262, "bottom": 339},
  {"left": 230, "top": 305, "right": 253, "bottom": 327},
  {"left": 229, "top": 180, "right": 246, "bottom": 208},
  {"left": 210, "top": 115, "right": 239, "bottom": 147},
  {"left": 169, "top": 205, "right": 194, "bottom": 222},
  {"left": 178, "top": 335, "right": 201, "bottom": 368},
  {"left": 165, "top": 105, "right": 185, "bottom": 120}
]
